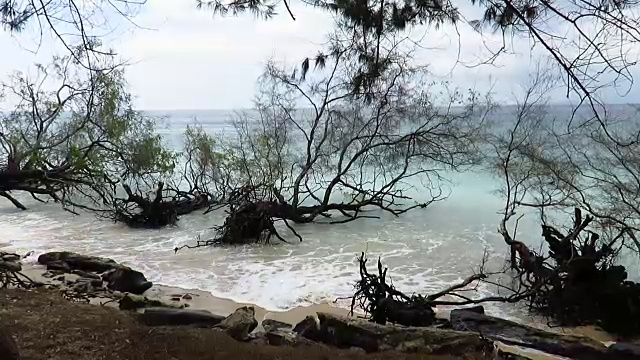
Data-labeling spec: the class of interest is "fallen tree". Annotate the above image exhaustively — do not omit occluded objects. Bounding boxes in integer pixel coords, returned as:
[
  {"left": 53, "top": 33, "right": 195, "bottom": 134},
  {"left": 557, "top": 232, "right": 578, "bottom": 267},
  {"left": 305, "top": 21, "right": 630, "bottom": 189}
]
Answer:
[
  {"left": 349, "top": 253, "right": 617, "bottom": 359},
  {"left": 0, "top": 48, "right": 219, "bottom": 228},
  {"left": 112, "top": 182, "right": 213, "bottom": 228},
  {"left": 0, "top": 49, "right": 176, "bottom": 216},
  {"left": 489, "top": 68, "right": 640, "bottom": 337},
  {"left": 0, "top": 55, "right": 228, "bottom": 228},
  {"left": 497, "top": 207, "right": 640, "bottom": 336},
  {"left": 175, "top": 20, "right": 490, "bottom": 247},
  {"left": 208, "top": 51, "right": 489, "bottom": 225},
  {"left": 175, "top": 184, "right": 302, "bottom": 249},
  {"left": 0, "top": 163, "right": 89, "bottom": 210},
  {"left": 350, "top": 252, "right": 527, "bottom": 327}
]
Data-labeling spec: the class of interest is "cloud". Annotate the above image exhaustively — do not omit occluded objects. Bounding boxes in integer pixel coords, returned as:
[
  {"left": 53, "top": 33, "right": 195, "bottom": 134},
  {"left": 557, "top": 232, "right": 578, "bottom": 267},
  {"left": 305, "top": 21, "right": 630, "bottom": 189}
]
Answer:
[
  {"left": 112, "top": 0, "right": 336, "bottom": 109},
  {"left": 0, "top": 1, "right": 638, "bottom": 109}
]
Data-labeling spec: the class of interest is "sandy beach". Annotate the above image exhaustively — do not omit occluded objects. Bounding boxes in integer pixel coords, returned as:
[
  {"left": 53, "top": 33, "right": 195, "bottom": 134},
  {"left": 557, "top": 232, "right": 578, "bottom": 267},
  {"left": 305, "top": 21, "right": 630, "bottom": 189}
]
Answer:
[
  {"left": 19, "top": 261, "right": 355, "bottom": 327},
  {"left": 16, "top": 252, "right": 620, "bottom": 343}
]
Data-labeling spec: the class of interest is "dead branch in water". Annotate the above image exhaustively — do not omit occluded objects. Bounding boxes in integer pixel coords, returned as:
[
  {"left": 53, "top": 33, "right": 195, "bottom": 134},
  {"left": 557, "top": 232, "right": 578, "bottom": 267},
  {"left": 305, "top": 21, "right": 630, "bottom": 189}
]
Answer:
[
  {"left": 351, "top": 252, "right": 532, "bottom": 327},
  {"left": 498, "top": 207, "right": 640, "bottom": 336}
]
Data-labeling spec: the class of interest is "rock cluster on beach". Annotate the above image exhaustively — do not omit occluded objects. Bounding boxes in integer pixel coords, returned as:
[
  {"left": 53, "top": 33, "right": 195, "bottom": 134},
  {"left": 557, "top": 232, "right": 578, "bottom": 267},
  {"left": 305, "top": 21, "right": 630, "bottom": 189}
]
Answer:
[
  {"left": 131, "top": 306, "right": 640, "bottom": 360},
  {"left": 0, "top": 252, "right": 22, "bottom": 273},
  {"left": 37, "top": 251, "right": 153, "bottom": 295},
  {"left": 2, "top": 250, "right": 640, "bottom": 360}
]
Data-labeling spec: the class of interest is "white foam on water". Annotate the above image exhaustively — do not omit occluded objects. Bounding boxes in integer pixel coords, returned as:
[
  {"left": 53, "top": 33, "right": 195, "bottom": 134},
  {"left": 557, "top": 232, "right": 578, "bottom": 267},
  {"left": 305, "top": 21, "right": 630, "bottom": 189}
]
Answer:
[{"left": 0, "top": 175, "right": 530, "bottom": 322}]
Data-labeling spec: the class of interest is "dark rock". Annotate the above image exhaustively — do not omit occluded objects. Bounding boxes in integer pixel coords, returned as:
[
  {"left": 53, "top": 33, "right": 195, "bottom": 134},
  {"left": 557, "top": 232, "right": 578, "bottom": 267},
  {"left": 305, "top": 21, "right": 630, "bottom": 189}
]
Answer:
[
  {"left": 451, "top": 305, "right": 485, "bottom": 315},
  {"left": 313, "top": 312, "right": 492, "bottom": 355},
  {"left": 46, "top": 261, "right": 70, "bottom": 272},
  {"left": 42, "top": 270, "right": 64, "bottom": 278},
  {"left": 264, "top": 329, "right": 299, "bottom": 346},
  {"left": 607, "top": 342, "right": 640, "bottom": 359},
  {"left": 264, "top": 329, "right": 320, "bottom": 347},
  {"left": 139, "top": 307, "right": 225, "bottom": 327},
  {"left": 450, "top": 310, "right": 607, "bottom": 360},
  {"left": 89, "top": 279, "right": 103, "bottom": 288},
  {"left": 0, "top": 253, "right": 20, "bottom": 262},
  {"left": 102, "top": 267, "right": 152, "bottom": 295},
  {"left": 0, "top": 261, "right": 21, "bottom": 272},
  {"left": 170, "top": 297, "right": 181, "bottom": 302},
  {"left": 247, "top": 334, "right": 270, "bottom": 346},
  {"left": 182, "top": 294, "right": 193, "bottom": 300},
  {"left": 293, "top": 315, "right": 321, "bottom": 340},
  {"left": 71, "top": 270, "right": 100, "bottom": 280},
  {"left": 53, "top": 275, "right": 65, "bottom": 282},
  {"left": 0, "top": 328, "right": 20, "bottom": 360},
  {"left": 118, "top": 294, "right": 180, "bottom": 311},
  {"left": 496, "top": 349, "right": 533, "bottom": 360},
  {"left": 377, "top": 297, "right": 436, "bottom": 326},
  {"left": 38, "top": 252, "right": 119, "bottom": 273},
  {"left": 262, "top": 319, "right": 293, "bottom": 333},
  {"left": 72, "top": 281, "right": 91, "bottom": 293},
  {"left": 431, "top": 318, "right": 452, "bottom": 329},
  {"left": 216, "top": 306, "right": 258, "bottom": 341}
]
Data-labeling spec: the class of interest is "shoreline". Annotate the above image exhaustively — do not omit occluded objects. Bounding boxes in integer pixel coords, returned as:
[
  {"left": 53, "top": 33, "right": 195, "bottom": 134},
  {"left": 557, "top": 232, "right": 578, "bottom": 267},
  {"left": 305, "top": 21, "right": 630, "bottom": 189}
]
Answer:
[
  {"left": 4, "top": 249, "right": 636, "bottom": 360},
  {"left": 18, "top": 259, "right": 618, "bottom": 347},
  {"left": 8, "top": 250, "right": 625, "bottom": 340},
  {"left": 19, "top": 262, "right": 355, "bottom": 327}
]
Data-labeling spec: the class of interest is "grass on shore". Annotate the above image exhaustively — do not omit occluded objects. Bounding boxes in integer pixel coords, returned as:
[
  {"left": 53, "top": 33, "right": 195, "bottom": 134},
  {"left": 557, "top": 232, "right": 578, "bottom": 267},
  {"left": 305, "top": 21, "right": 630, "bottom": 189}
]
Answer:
[{"left": 0, "top": 288, "right": 490, "bottom": 360}]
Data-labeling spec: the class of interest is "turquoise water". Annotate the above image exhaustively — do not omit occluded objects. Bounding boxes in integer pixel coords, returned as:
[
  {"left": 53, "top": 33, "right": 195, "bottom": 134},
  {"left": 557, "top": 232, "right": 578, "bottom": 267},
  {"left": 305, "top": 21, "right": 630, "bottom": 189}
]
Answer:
[{"left": 0, "top": 108, "right": 635, "bottom": 323}]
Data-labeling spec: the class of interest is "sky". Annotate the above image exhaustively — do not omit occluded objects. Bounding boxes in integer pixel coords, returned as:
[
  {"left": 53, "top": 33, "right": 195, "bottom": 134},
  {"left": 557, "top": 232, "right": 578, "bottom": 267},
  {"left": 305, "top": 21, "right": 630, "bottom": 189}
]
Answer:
[{"left": 0, "top": 0, "right": 638, "bottom": 110}]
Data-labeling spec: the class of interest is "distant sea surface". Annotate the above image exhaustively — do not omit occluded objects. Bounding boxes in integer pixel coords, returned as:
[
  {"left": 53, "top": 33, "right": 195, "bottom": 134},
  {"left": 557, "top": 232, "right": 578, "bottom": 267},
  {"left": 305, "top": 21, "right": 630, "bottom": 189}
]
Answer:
[{"left": 2, "top": 107, "right": 638, "bottom": 322}]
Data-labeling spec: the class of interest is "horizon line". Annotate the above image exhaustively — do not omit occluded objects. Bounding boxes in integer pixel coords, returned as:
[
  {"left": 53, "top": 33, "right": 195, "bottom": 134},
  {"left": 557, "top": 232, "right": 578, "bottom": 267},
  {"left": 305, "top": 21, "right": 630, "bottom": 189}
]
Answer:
[{"left": 139, "top": 102, "right": 640, "bottom": 112}]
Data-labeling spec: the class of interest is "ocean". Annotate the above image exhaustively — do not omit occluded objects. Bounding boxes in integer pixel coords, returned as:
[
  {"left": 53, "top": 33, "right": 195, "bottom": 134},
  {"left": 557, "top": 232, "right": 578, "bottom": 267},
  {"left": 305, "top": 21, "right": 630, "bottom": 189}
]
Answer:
[{"left": 0, "top": 108, "right": 635, "bottom": 322}]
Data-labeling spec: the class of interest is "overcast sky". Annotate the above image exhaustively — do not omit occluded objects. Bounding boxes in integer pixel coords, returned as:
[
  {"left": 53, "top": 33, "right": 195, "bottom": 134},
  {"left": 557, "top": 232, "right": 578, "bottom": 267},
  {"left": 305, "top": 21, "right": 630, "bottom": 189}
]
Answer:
[{"left": 0, "top": 0, "right": 638, "bottom": 110}]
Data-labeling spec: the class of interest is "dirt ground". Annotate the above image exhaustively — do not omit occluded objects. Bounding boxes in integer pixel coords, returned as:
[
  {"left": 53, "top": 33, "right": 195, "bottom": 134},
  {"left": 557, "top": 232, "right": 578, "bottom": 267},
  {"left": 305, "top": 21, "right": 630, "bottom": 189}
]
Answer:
[{"left": 0, "top": 288, "right": 491, "bottom": 360}]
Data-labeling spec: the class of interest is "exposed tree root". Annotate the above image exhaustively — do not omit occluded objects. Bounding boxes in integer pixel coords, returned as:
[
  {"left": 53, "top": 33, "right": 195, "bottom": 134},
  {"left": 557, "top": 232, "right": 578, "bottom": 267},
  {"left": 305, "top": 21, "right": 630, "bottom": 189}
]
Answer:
[
  {"left": 113, "top": 182, "right": 214, "bottom": 228},
  {"left": 0, "top": 266, "right": 39, "bottom": 290},
  {"left": 501, "top": 208, "right": 640, "bottom": 336},
  {"left": 350, "top": 252, "right": 531, "bottom": 327},
  {"left": 175, "top": 185, "right": 304, "bottom": 250}
]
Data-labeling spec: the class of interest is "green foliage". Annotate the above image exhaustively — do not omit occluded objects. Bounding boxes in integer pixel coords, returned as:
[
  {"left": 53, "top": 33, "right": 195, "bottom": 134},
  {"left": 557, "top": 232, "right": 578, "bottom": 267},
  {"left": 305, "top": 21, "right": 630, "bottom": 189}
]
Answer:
[
  {"left": 0, "top": 0, "right": 31, "bottom": 31},
  {"left": 196, "top": 0, "right": 277, "bottom": 19},
  {"left": 0, "top": 53, "right": 176, "bottom": 208},
  {"left": 184, "top": 124, "right": 220, "bottom": 172},
  {"left": 190, "top": 108, "right": 295, "bottom": 196},
  {"left": 62, "top": 67, "right": 177, "bottom": 181}
]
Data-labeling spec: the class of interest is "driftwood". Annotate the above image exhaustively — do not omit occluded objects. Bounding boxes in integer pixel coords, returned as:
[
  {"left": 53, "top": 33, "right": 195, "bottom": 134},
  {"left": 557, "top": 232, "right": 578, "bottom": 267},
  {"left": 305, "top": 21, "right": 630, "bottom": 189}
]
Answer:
[
  {"left": 313, "top": 312, "right": 493, "bottom": 355},
  {"left": 349, "top": 253, "right": 622, "bottom": 359},
  {"left": 450, "top": 310, "right": 609, "bottom": 360}
]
